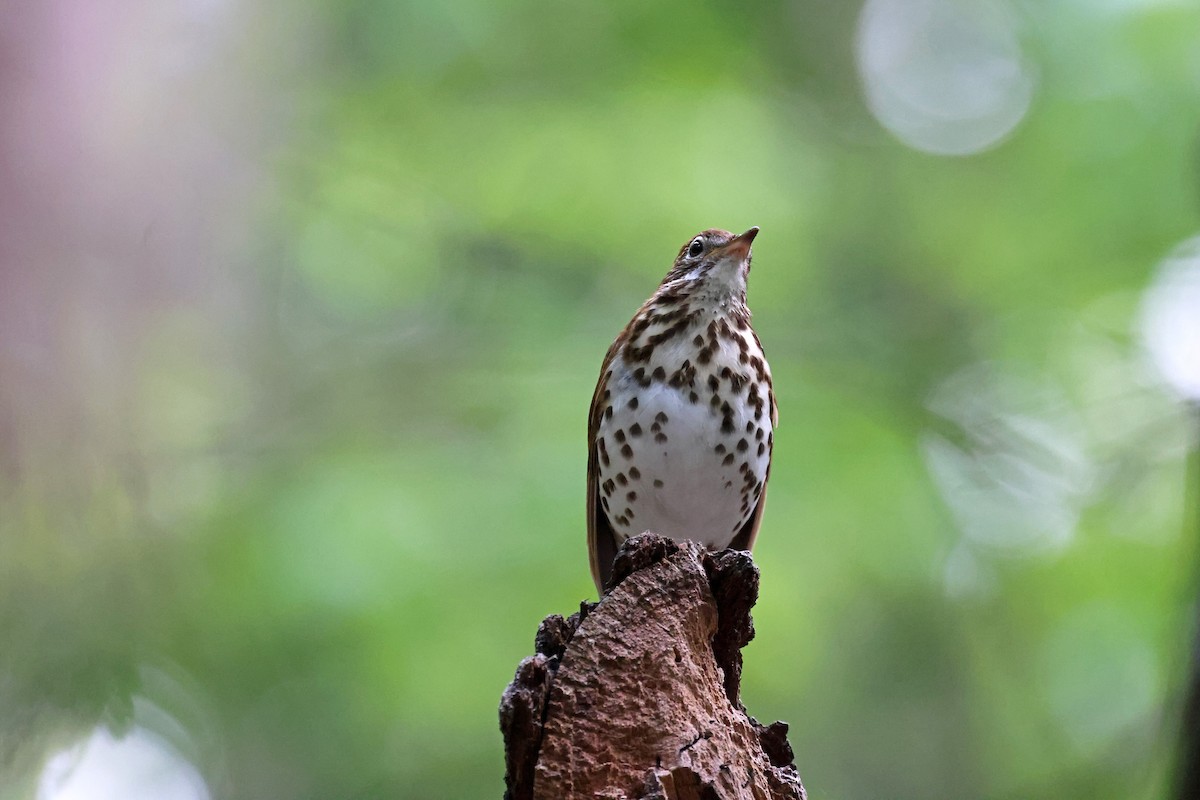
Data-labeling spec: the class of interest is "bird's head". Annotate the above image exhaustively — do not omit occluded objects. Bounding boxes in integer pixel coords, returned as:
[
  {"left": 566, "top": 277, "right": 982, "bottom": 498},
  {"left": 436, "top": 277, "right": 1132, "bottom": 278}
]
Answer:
[{"left": 662, "top": 227, "right": 759, "bottom": 302}]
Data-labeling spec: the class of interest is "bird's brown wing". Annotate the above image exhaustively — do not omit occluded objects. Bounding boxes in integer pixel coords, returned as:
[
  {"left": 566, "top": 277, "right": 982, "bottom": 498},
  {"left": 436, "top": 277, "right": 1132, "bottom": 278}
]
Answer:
[
  {"left": 586, "top": 341, "right": 623, "bottom": 595},
  {"left": 729, "top": 370, "right": 779, "bottom": 552},
  {"left": 729, "top": 485, "right": 766, "bottom": 551}
]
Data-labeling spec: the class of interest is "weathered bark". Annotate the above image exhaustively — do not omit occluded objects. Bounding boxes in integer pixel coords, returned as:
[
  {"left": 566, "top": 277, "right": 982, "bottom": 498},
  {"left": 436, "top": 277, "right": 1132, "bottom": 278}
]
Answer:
[{"left": 499, "top": 533, "right": 805, "bottom": 800}]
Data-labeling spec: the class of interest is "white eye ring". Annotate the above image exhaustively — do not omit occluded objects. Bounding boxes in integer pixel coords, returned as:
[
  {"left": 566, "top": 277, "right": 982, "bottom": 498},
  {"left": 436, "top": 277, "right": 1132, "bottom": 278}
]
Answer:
[{"left": 687, "top": 238, "right": 704, "bottom": 258}]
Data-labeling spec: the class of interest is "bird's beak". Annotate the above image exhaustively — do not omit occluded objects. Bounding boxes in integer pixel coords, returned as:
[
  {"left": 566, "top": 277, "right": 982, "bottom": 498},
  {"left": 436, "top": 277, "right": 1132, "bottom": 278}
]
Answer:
[{"left": 715, "top": 227, "right": 759, "bottom": 261}]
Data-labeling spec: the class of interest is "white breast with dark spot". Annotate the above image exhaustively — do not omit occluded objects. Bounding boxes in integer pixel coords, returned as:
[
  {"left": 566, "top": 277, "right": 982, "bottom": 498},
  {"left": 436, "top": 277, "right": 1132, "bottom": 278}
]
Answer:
[{"left": 595, "top": 323, "right": 772, "bottom": 549}]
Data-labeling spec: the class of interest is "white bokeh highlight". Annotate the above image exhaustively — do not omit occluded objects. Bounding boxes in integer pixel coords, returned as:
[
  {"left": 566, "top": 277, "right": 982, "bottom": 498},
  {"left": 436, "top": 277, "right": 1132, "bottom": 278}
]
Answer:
[
  {"left": 855, "top": 0, "right": 1034, "bottom": 155},
  {"left": 37, "top": 725, "right": 210, "bottom": 800},
  {"left": 922, "top": 362, "right": 1095, "bottom": 556},
  {"left": 1140, "top": 235, "right": 1200, "bottom": 401}
]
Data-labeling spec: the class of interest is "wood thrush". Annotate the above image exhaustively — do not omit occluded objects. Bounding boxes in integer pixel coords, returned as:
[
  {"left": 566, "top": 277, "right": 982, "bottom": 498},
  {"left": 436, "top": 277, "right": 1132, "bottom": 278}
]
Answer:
[{"left": 586, "top": 227, "right": 777, "bottom": 594}]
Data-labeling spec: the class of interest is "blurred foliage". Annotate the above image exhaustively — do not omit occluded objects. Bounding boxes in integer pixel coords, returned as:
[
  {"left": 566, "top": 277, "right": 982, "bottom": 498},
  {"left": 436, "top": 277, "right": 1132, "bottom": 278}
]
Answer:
[{"left": 2, "top": 0, "right": 1200, "bottom": 798}]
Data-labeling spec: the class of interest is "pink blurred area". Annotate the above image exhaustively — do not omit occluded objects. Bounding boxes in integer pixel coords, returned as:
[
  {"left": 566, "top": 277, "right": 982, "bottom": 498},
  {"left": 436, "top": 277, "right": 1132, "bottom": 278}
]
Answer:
[{"left": 0, "top": 0, "right": 283, "bottom": 487}]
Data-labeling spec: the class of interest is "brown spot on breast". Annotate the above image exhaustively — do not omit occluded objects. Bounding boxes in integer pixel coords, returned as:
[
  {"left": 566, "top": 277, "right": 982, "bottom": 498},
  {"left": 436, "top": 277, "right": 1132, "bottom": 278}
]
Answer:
[
  {"left": 650, "top": 421, "right": 661, "bottom": 433},
  {"left": 626, "top": 491, "right": 637, "bottom": 502},
  {"left": 758, "top": 442, "right": 766, "bottom": 457},
  {"left": 602, "top": 479, "right": 614, "bottom": 495},
  {"left": 755, "top": 427, "right": 764, "bottom": 440},
  {"left": 601, "top": 496, "right": 610, "bottom": 510},
  {"left": 652, "top": 366, "right": 666, "bottom": 381},
  {"left": 614, "top": 429, "right": 626, "bottom": 443},
  {"left": 722, "top": 453, "right": 735, "bottom": 466},
  {"left": 669, "top": 362, "right": 696, "bottom": 387},
  {"left": 721, "top": 416, "right": 735, "bottom": 434},
  {"left": 628, "top": 397, "right": 639, "bottom": 410},
  {"left": 715, "top": 443, "right": 726, "bottom": 454},
  {"left": 708, "top": 375, "right": 720, "bottom": 392},
  {"left": 689, "top": 391, "right": 699, "bottom": 403},
  {"left": 745, "top": 420, "right": 754, "bottom": 433},
  {"left": 616, "top": 472, "right": 627, "bottom": 486},
  {"left": 654, "top": 432, "right": 668, "bottom": 443},
  {"left": 660, "top": 319, "right": 689, "bottom": 342},
  {"left": 629, "top": 467, "right": 641, "bottom": 480},
  {"left": 693, "top": 334, "right": 704, "bottom": 347},
  {"left": 698, "top": 347, "right": 712, "bottom": 364},
  {"left": 629, "top": 423, "right": 642, "bottom": 437},
  {"left": 655, "top": 412, "right": 668, "bottom": 424},
  {"left": 710, "top": 395, "right": 721, "bottom": 408},
  {"left": 604, "top": 406, "right": 613, "bottom": 420},
  {"left": 620, "top": 443, "right": 633, "bottom": 458},
  {"left": 737, "top": 439, "right": 749, "bottom": 452},
  {"left": 653, "top": 478, "right": 664, "bottom": 488},
  {"left": 655, "top": 292, "right": 679, "bottom": 307}
]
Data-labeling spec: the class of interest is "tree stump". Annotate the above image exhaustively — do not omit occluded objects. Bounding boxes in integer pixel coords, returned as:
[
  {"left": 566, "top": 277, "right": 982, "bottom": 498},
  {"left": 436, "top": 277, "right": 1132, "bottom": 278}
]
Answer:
[{"left": 499, "top": 533, "right": 805, "bottom": 800}]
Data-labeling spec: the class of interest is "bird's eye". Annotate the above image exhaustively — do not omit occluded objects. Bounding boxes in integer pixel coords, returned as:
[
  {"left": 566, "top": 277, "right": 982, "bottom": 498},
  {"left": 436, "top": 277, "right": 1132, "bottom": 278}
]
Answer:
[{"left": 687, "top": 238, "right": 704, "bottom": 258}]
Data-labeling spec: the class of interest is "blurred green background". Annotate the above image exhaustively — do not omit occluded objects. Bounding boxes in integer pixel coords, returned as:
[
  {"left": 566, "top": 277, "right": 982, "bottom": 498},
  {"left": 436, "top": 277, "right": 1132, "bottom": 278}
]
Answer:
[{"left": 3, "top": 0, "right": 1200, "bottom": 797}]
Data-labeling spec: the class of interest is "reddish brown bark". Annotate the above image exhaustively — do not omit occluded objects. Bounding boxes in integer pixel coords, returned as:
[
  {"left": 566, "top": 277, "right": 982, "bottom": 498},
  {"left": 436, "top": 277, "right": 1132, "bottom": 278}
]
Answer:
[{"left": 500, "top": 534, "right": 805, "bottom": 800}]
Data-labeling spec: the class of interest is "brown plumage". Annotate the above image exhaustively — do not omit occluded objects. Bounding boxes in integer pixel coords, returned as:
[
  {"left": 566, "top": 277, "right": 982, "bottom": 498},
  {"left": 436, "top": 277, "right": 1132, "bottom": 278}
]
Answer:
[{"left": 586, "top": 228, "right": 777, "bottom": 595}]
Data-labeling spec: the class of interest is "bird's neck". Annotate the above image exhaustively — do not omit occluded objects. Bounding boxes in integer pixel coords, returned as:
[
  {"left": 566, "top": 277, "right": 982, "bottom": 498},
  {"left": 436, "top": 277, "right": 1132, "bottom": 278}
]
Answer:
[
  {"left": 655, "top": 275, "right": 748, "bottom": 317},
  {"left": 619, "top": 283, "right": 751, "bottom": 370}
]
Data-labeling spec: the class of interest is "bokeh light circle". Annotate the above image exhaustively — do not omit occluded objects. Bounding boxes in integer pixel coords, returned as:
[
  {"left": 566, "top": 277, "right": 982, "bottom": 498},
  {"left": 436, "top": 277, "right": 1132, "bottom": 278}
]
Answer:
[
  {"left": 855, "top": 0, "right": 1034, "bottom": 155},
  {"left": 1140, "top": 235, "right": 1200, "bottom": 400},
  {"left": 37, "top": 725, "right": 210, "bottom": 800}
]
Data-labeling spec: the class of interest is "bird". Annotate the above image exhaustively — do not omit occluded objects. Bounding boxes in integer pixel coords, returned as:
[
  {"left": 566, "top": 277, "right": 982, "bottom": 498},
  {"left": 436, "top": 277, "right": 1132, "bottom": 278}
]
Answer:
[{"left": 586, "top": 227, "right": 777, "bottom": 595}]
